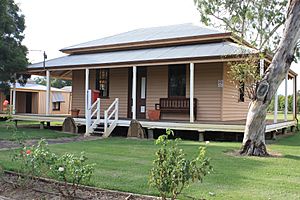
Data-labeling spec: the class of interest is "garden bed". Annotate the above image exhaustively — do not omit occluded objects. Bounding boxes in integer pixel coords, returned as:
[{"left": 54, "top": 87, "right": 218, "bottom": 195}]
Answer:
[{"left": 0, "top": 171, "right": 158, "bottom": 200}]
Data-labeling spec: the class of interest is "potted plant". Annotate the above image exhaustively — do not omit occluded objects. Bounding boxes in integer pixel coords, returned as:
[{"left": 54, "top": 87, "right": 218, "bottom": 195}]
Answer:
[
  {"left": 71, "top": 108, "right": 80, "bottom": 118},
  {"left": 148, "top": 109, "right": 160, "bottom": 121}
]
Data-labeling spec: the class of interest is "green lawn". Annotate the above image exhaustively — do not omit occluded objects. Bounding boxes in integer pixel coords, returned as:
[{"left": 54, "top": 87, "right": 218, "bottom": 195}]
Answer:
[
  {"left": 0, "top": 121, "right": 75, "bottom": 141},
  {"left": 0, "top": 132, "right": 299, "bottom": 199},
  {"left": 266, "top": 112, "right": 295, "bottom": 120}
]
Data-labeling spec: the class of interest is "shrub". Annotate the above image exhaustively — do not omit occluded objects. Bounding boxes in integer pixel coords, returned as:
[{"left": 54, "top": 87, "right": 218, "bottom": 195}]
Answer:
[
  {"left": 50, "top": 152, "right": 95, "bottom": 198},
  {"left": 149, "top": 129, "right": 212, "bottom": 200},
  {"left": 13, "top": 139, "right": 56, "bottom": 186},
  {"left": 12, "top": 139, "right": 95, "bottom": 198}
]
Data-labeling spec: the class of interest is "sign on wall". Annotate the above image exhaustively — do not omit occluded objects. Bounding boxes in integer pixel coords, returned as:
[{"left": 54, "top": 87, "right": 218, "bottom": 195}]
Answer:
[{"left": 218, "top": 80, "right": 224, "bottom": 88}]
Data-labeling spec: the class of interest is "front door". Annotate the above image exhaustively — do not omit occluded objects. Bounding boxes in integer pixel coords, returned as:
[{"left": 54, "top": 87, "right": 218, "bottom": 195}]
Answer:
[{"left": 127, "top": 67, "right": 147, "bottom": 119}]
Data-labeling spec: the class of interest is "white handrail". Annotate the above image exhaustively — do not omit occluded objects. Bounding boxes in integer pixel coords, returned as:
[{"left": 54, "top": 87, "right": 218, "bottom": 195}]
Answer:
[
  {"left": 103, "top": 98, "right": 119, "bottom": 137},
  {"left": 88, "top": 98, "right": 101, "bottom": 133}
]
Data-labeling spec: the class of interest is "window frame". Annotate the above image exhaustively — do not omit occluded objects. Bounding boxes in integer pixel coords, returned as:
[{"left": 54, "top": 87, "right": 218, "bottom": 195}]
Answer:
[
  {"left": 168, "top": 64, "right": 186, "bottom": 98},
  {"left": 96, "top": 69, "right": 110, "bottom": 98},
  {"left": 52, "top": 102, "right": 61, "bottom": 111}
]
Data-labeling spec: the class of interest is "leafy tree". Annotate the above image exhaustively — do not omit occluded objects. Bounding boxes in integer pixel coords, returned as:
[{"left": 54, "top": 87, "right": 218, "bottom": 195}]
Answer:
[
  {"left": 34, "top": 77, "right": 72, "bottom": 89},
  {"left": 0, "top": 0, "right": 30, "bottom": 91},
  {"left": 194, "top": 0, "right": 288, "bottom": 52},
  {"left": 194, "top": 0, "right": 300, "bottom": 156}
]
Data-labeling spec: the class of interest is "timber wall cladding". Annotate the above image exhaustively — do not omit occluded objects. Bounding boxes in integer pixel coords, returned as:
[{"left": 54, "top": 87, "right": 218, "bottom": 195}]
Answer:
[
  {"left": 0, "top": 92, "right": 4, "bottom": 111},
  {"left": 193, "top": 63, "right": 223, "bottom": 121},
  {"left": 72, "top": 68, "right": 128, "bottom": 118},
  {"left": 50, "top": 92, "right": 71, "bottom": 115},
  {"left": 16, "top": 92, "right": 26, "bottom": 113},
  {"left": 146, "top": 63, "right": 223, "bottom": 121},
  {"left": 222, "top": 63, "right": 249, "bottom": 121},
  {"left": 146, "top": 66, "right": 168, "bottom": 119}
]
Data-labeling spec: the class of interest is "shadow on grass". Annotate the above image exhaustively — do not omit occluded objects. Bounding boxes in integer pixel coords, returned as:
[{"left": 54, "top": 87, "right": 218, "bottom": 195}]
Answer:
[
  {"left": 274, "top": 133, "right": 300, "bottom": 147},
  {"left": 284, "top": 154, "right": 300, "bottom": 161}
]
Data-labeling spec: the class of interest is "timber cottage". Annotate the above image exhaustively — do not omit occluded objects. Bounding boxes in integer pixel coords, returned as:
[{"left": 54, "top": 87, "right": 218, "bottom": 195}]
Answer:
[{"left": 11, "top": 23, "right": 297, "bottom": 138}]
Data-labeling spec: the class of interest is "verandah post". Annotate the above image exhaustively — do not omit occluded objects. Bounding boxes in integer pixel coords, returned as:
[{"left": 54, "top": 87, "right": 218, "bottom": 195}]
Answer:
[
  {"left": 46, "top": 70, "right": 51, "bottom": 115},
  {"left": 189, "top": 63, "right": 194, "bottom": 123},
  {"left": 132, "top": 66, "right": 137, "bottom": 120},
  {"left": 284, "top": 73, "right": 288, "bottom": 121},
  {"left": 292, "top": 75, "right": 297, "bottom": 120},
  {"left": 85, "top": 68, "right": 90, "bottom": 135},
  {"left": 274, "top": 91, "right": 278, "bottom": 123},
  {"left": 12, "top": 81, "right": 16, "bottom": 115}
]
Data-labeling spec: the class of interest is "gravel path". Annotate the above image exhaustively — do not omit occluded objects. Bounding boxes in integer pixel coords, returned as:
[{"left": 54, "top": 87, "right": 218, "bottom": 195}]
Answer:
[{"left": 0, "top": 136, "right": 101, "bottom": 150}]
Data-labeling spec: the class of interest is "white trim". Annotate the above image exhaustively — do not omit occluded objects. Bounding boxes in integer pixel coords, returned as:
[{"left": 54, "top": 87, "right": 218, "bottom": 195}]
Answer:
[
  {"left": 10, "top": 114, "right": 296, "bottom": 133},
  {"left": 190, "top": 63, "right": 194, "bottom": 123},
  {"left": 284, "top": 73, "right": 288, "bottom": 121},
  {"left": 274, "top": 91, "right": 278, "bottom": 123},
  {"left": 141, "top": 77, "right": 146, "bottom": 99},
  {"left": 46, "top": 70, "right": 51, "bottom": 115},
  {"left": 293, "top": 77, "right": 296, "bottom": 119},
  {"left": 85, "top": 68, "right": 90, "bottom": 134},
  {"left": 12, "top": 82, "right": 16, "bottom": 115},
  {"left": 132, "top": 66, "right": 137, "bottom": 120},
  {"left": 27, "top": 57, "right": 254, "bottom": 73}
]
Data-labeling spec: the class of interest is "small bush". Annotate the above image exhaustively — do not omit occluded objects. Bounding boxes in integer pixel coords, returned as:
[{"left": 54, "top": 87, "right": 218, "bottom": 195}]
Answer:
[
  {"left": 12, "top": 139, "right": 95, "bottom": 198},
  {"left": 13, "top": 139, "right": 56, "bottom": 186},
  {"left": 149, "top": 129, "right": 212, "bottom": 200},
  {"left": 50, "top": 152, "right": 95, "bottom": 198}
]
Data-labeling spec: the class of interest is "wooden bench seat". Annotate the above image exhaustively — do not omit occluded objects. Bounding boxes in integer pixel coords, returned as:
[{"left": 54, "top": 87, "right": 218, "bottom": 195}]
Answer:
[{"left": 155, "top": 98, "right": 197, "bottom": 120}]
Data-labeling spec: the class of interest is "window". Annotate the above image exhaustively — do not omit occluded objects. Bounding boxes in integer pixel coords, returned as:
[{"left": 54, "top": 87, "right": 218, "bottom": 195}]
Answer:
[
  {"left": 96, "top": 69, "right": 109, "bottom": 98},
  {"left": 52, "top": 102, "right": 61, "bottom": 111},
  {"left": 239, "top": 82, "right": 245, "bottom": 102},
  {"left": 168, "top": 65, "right": 186, "bottom": 97}
]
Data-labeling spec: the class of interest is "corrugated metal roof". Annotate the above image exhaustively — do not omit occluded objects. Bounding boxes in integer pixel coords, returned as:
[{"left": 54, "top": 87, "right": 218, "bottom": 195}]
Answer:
[
  {"left": 28, "top": 42, "right": 257, "bottom": 69},
  {"left": 52, "top": 92, "right": 65, "bottom": 102},
  {"left": 13, "top": 83, "right": 67, "bottom": 92},
  {"left": 61, "top": 86, "right": 72, "bottom": 92},
  {"left": 61, "top": 23, "right": 224, "bottom": 51}
]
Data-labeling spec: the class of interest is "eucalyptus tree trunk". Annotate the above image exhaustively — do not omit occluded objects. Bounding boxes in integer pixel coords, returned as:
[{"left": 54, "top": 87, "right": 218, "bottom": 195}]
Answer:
[{"left": 240, "top": 0, "right": 300, "bottom": 156}]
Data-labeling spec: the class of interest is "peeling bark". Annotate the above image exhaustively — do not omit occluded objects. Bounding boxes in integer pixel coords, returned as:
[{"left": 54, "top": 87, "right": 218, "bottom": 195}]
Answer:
[{"left": 241, "top": 0, "right": 300, "bottom": 156}]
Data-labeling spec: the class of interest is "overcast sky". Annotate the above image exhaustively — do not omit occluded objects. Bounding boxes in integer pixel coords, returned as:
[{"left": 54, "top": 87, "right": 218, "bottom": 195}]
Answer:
[{"left": 15, "top": 0, "right": 297, "bottom": 94}]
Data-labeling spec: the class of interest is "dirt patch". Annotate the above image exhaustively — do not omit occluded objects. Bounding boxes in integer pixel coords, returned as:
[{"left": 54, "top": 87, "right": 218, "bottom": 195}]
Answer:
[
  {"left": 224, "top": 149, "right": 283, "bottom": 157},
  {"left": 0, "top": 171, "right": 158, "bottom": 200}
]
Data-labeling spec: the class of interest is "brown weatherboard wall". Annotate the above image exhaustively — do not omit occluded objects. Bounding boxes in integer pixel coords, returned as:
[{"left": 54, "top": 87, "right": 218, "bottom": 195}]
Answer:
[
  {"left": 0, "top": 91, "right": 6, "bottom": 111},
  {"left": 14, "top": 90, "right": 70, "bottom": 115},
  {"left": 221, "top": 63, "right": 249, "bottom": 121},
  {"left": 146, "top": 63, "right": 223, "bottom": 121},
  {"left": 189, "top": 63, "right": 223, "bottom": 121},
  {"left": 72, "top": 62, "right": 248, "bottom": 122},
  {"left": 146, "top": 66, "right": 168, "bottom": 119},
  {"left": 72, "top": 68, "right": 128, "bottom": 118},
  {"left": 39, "top": 91, "right": 71, "bottom": 115}
]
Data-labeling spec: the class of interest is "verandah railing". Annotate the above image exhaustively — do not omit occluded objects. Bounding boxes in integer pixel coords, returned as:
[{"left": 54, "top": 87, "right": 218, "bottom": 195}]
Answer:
[
  {"left": 88, "top": 98, "right": 101, "bottom": 133},
  {"left": 103, "top": 98, "right": 119, "bottom": 137}
]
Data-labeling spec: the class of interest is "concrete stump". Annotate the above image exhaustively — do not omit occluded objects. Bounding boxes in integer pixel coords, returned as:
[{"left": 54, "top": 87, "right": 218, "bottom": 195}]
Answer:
[
  {"left": 147, "top": 129, "right": 154, "bottom": 139},
  {"left": 199, "top": 132, "right": 204, "bottom": 142},
  {"left": 127, "top": 120, "right": 145, "bottom": 138},
  {"left": 62, "top": 117, "right": 78, "bottom": 133}
]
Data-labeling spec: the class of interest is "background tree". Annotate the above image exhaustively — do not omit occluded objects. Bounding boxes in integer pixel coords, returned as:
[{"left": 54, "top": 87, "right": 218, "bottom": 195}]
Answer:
[
  {"left": 194, "top": 0, "right": 300, "bottom": 156},
  {"left": 0, "top": 0, "right": 29, "bottom": 91},
  {"left": 34, "top": 77, "right": 72, "bottom": 89},
  {"left": 194, "top": 0, "right": 288, "bottom": 52}
]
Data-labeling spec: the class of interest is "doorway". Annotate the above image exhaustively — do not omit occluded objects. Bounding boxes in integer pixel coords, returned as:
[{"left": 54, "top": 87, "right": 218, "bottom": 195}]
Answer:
[
  {"left": 25, "top": 92, "right": 32, "bottom": 113},
  {"left": 127, "top": 67, "right": 147, "bottom": 119}
]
